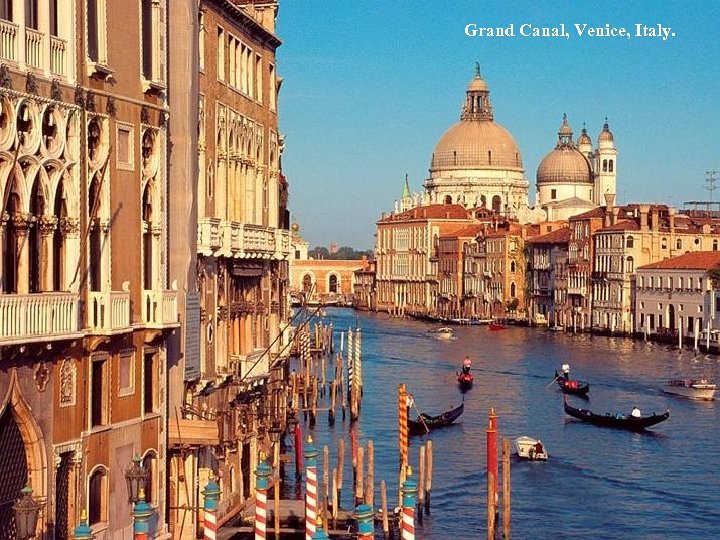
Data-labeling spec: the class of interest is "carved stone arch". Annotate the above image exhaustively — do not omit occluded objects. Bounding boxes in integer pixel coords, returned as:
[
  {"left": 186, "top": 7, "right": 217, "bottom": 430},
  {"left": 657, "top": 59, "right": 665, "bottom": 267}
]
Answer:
[
  {"left": 0, "top": 369, "right": 48, "bottom": 502},
  {"left": 63, "top": 109, "right": 81, "bottom": 163},
  {"left": 15, "top": 97, "right": 42, "bottom": 155},
  {"left": 86, "top": 115, "right": 110, "bottom": 170},
  {"left": 39, "top": 104, "right": 66, "bottom": 159},
  {"left": 55, "top": 163, "right": 79, "bottom": 217},
  {"left": 0, "top": 94, "right": 16, "bottom": 151},
  {"left": 0, "top": 154, "right": 29, "bottom": 212},
  {"left": 88, "top": 168, "right": 110, "bottom": 222},
  {"left": 142, "top": 177, "right": 160, "bottom": 226},
  {"left": 141, "top": 128, "right": 160, "bottom": 179}
]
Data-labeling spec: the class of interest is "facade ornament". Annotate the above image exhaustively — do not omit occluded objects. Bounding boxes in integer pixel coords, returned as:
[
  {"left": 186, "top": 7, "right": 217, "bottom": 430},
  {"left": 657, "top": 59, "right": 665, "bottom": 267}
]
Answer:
[
  {"left": 25, "top": 72, "right": 39, "bottom": 94},
  {"left": 34, "top": 361, "right": 50, "bottom": 392},
  {"left": 106, "top": 96, "right": 117, "bottom": 118},
  {"left": 99, "top": 219, "right": 111, "bottom": 234},
  {"left": 0, "top": 64, "right": 12, "bottom": 89},
  {"left": 50, "top": 79, "right": 62, "bottom": 101},
  {"left": 59, "top": 359, "right": 77, "bottom": 407},
  {"left": 85, "top": 90, "right": 96, "bottom": 112},
  {"left": 74, "top": 85, "right": 85, "bottom": 107},
  {"left": 158, "top": 110, "right": 168, "bottom": 128},
  {"left": 10, "top": 212, "right": 32, "bottom": 232},
  {"left": 59, "top": 216, "right": 81, "bottom": 236},
  {"left": 140, "top": 106, "right": 150, "bottom": 124},
  {"left": 38, "top": 215, "right": 58, "bottom": 235}
]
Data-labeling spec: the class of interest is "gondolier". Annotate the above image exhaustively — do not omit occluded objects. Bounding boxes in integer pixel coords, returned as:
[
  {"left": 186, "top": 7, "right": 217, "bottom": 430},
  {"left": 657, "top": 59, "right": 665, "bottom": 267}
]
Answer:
[
  {"left": 562, "top": 363, "right": 570, "bottom": 380},
  {"left": 462, "top": 355, "right": 472, "bottom": 374}
]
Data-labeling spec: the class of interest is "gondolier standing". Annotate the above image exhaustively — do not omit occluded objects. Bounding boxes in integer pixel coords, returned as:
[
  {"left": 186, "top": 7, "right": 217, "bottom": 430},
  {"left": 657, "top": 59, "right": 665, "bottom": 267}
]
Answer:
[
  {"left": 561, "top": 363, "right": 570, "bottom": 380},
  {"left": 462, "top": 356, "right": 472, "bottom": 374},
  {"left": 406, "top": 393, "right": 415, "bottom": 416}
]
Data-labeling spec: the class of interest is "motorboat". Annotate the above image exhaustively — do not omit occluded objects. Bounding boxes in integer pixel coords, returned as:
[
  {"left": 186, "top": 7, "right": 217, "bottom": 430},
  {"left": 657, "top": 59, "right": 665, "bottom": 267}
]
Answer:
[
  {"left": 663, "top": 379, "right": 716, "bottom": 401},
  {"left": 514, "top": 436, "right": 548, "bottom": 460},
  {"left": 427, "top": 326, "right": 455, "bottom": 340}
]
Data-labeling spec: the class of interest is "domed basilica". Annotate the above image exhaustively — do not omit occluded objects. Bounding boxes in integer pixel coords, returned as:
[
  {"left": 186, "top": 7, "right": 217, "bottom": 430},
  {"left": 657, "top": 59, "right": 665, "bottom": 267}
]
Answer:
[{"left": 400, "top": 66, "right": 618, "bottom": 224}]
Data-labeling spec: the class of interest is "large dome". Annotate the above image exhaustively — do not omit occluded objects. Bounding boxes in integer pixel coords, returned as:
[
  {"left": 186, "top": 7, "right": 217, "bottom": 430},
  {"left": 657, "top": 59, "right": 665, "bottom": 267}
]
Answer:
[{"left": 431, "top": 119, "right": 523, "bottom": 171}]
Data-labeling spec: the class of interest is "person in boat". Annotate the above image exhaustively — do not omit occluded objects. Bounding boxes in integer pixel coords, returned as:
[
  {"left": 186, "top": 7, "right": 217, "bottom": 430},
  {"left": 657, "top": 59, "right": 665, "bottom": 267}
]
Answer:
[
  {"left": 462, "top": 355, "right": 472, "bottom": 375},
  {"left": 631, "top": 406, "right": 642, "bottom": 418},
  {"left": 406, "top": 393, "right": 415, "bottom": 417},
  {"left": 534, "top": 441, "right": 544, "bottom": 456},
  {"left": 561, "top": 363, "right": 570, "bottom": 380}
]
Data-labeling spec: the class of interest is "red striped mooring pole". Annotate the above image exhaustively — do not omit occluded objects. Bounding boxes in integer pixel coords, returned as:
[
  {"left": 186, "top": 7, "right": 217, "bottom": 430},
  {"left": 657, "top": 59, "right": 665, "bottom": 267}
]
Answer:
[
  {"left": 305, "top": 436, "right": 319, "bottom": 540},
  {"left": 255, "top": 454, "right": 273, "bottom": 539},
  {"left": 202, "top": 473, "right": 220, "bottom": 540},
  {"left": 401, "top": 466, "right": 418, "bottom": 540}
]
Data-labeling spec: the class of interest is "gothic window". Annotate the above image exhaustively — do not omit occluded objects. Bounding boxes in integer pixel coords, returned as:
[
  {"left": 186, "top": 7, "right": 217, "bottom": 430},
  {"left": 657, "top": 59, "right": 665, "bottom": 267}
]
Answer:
[
  {"left": 714, "top": 239, "right": 718, "bottom": 251},
  {"left": 59, "top": 360, "right": 76, "bottom": 407},
  {"left": 88, "top": 466, "right": 108, "bottom": 525},
  {"left": 217, "top": 26, "right": 225, "bottom": 81},
  {"left": 198, "top": 10, "right": 205, "bottom": 70},
  {"left": 444, "top": 195, "right": 452, "bottom": 205},
  {"left": 28, "top": 179, "right": 44, "bottom": 293},
  {"left": 492, "top": 195, "right": 501, "bottom": 213},
  {"left": 142, "top": 452, "right": 157, "bottom": 504},
  {"left": 2, "top": 192, "right": 21, "bottom": 293},
  {"left": 86, "top": 0, "right": 107, "bottom": 65},
  {"left": 551, "top": 189, "right": 557, "bottom": 200},
  {"left": 207, "top": 164, "right": 214, "bottom": 198},
  {"left": 510, "top": 261, "right": 516, "bottom": 273},
  {"left": 142, "top": 183, "right": 154, "bottom": 290},
  {"left": 510, "top": 282, "right": 516, "bottom": 298},
  {"left": 88, "top": 174, "right": 102, "bottom": 292},
  {"left": 25, "top": 0, "right": 38, "bottom": 29}
]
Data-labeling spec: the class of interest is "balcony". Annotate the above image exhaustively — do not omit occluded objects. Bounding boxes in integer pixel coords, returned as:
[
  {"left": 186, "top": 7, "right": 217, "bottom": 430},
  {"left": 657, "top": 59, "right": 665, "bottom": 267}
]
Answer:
[
  {"left": 25, "top": 27, "right": 42, "bottom": 69},
  {"left": 0, "top": 19, "right": 17, "bottom": 62},
  {"left": 50, "top": 36, "right": 66, "bottom": 76},
  {"left": 230, "top": 349, "right": 270, "bottom": 380},
  {"left": 0, "top": 292, "right": 82, "bottom": 345},
  {"left": 142, "top": 288, "right": 179, "bottom": 328},
  {"left": 86, "top": 290, "right": 131, "bottom": 334},
  {"left": 197, "top": 217, "right": 222, "bottom": 255},
  {"left": 567, "top": 286, "right": 587, "bottom": 296}
]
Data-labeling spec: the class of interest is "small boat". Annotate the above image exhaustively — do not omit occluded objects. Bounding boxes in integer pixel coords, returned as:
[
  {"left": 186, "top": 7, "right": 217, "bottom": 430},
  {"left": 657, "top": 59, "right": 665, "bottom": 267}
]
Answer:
[
  {"left": 488, "top": 322, "right": 506, "bottom": 331},
  {"left": 663, "top": 379, "right": 716, "bottom": 401},
  {"left": 563, "top": 399, "right": 670, "bottom": 431},
  {"left": 469, "top": 317, "right": 492, "bottom": 325},
  {"left": 514, "top": 436, "right": 548, "bottom": 461},
  {"left": 427, "top": 326, "right": 455, "bottom": 340},
  {"left": 554, "top": 371, "right": 590, "bottom": 396},
  {"left": 457, "top": 371, "right": 474, "bottom": 391},
  {"left": 408, "top": 401, "right": 464, "bottom": 436}
]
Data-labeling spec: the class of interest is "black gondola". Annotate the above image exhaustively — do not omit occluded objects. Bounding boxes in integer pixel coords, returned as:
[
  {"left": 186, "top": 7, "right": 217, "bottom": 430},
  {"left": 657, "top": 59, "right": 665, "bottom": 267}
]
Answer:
[
  {"left": 408, "top": 401, "right": 464, "bottom": 436},
  {"left": 457, "top": 371, "right": 474, "bottom": 391},
  {"left": 563, "top": 399, "right": 670, "bottom": 431},
  {"left": 554, "top": 371, "right": 590, "bottom": 396}
]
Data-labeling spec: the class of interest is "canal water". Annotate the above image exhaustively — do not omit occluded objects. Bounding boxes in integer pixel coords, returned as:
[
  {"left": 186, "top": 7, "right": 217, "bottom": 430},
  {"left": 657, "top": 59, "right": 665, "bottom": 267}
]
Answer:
[{"left": 283, "top": 307, "right": 720, "bottom": 539}]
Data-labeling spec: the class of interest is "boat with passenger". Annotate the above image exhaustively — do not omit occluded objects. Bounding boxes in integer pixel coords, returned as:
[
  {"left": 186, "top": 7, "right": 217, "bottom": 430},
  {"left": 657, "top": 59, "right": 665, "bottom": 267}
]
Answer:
[
  {"left": 554, "top": 371, "right": 590, "bottom": 396},
  {"left": 563, "top": 399, "right": 670, "bottom": 431},
  {"left": 408, "top": 401, "right": 464, "bottom": 436},
  {"left": 427, "top": 326, "right": 455, "bottom": 340},
  {"left": 663, "top": 379, "right": 716, "bottom": 401},
  {"left": 514, "top": 436, "right": 548, "bottom": 461}
]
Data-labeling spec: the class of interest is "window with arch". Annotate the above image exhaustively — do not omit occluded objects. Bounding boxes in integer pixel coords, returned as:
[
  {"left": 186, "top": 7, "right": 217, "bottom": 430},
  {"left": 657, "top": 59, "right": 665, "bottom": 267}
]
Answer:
[
  {"left": 510, "top": 261, "right": 516, "bottom": 273},
  {"left": 626, "top": 236, "right": 634, "bottom": 248},
  {"left": 714, "top": 239, "right": 718, "bottom": 251},
  {"left": 676, "top": 238, "right": 682, "bottom": 250},
  {"left": 302, "top": 274, "right": 312, "bottom": 293},
  {"left": 510, "top": 282, "right": 516, "bottom": 298},
  {"left": 602, "top": 159, "right": 608, "bottom": 172},
  {"left": 328, "top": 274, "right": 339, "bottom": 293},
  {"left": 492, "top": 195, "right": 501, "bottom": 213},
  {"left": 142, "top": 452, "right": 157, "bottom": 504},
  {"left": 608, "top": 160, "right": 614, "bottom": 172},
  {"left": 444, "top": 195, "right": 452, "bottom": 205},
  {"left": 661, "top": 238, "right": 667, "bottom": 250},
  {"left": 88, "top": 466, "right": 108, "bottom": 525}
]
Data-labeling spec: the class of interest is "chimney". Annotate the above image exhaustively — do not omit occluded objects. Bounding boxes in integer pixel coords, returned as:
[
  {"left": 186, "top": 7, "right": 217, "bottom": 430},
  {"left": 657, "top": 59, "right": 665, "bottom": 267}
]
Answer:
[
  {"left": 604, "top": 207, "right": 611, "bottom": 228},
  {"left": 669, "top": 206, "right": 676, "bottom": 235},
  {"left": 650, "top": 207, "right": 659, "bottom": 231},
  {"left": 603, "top": 192, "right": 615, "bottom": 209},
  {"left": 639, "top": 204, "right": 650, "bottom": 231}
]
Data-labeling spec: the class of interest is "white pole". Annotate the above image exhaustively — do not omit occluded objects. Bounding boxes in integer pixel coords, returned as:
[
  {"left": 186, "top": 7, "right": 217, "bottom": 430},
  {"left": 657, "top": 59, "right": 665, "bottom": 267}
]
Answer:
[
  {"left": 678, "top": 318, "right": 683, "bottom": 350},
  {"left": 644, "top": 316, "right": 648, "bottom": 342},
  {"left": 694, "top": 317, "right": 700, "bottom": 352},
  {"left": 706, "top": 320, "right": 711, "bottom": 352}
]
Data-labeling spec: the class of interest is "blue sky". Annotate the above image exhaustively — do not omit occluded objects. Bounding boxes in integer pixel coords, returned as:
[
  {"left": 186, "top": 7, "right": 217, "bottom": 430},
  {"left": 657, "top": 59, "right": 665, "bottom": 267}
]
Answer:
[{"left": 276, "top": 1, "right": 720, "bottom": 251}]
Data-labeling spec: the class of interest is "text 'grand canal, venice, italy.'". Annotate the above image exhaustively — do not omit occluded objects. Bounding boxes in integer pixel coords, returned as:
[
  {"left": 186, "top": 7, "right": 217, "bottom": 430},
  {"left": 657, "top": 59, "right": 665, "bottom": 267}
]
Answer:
[{"left": 0, "top": 1, "right": 718, "bottom": 539}]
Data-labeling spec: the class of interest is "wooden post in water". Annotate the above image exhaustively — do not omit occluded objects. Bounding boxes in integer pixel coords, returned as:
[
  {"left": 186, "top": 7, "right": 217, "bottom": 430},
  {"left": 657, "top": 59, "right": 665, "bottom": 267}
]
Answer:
[
  {"left": 274, "top": 440, "right": 281, "bottom": 538},
  {"left": 502, "top": 438, "right": 511, "bottom": 539},
  {"left": 380, "top": 480, "right": 390, "bottom": 538},
  {"left": 425, "top": 440, "right": 433, "bottom": 515},
  {"left": 694, "top": 317, "right": 700, "bottom": 353},
  {"left": 310, "top": 375, "right": 318, "bottom": 428},
  {"left": 398, "top": 384, "right": 408, "bottom": 471},
  {"left": 487, "top": 468, "right": 496, "bottom": 540},
  {"left": 347, "top": 328, "right": 355, "bottom": 405},
  {"left": 707, "top": 319, "right": 711, "bottom": 352},
  {"left": 417, "top": 445, "right": 425, "bottom": 524},
  {"left": 679, "top": 320, "right": 683, "bottom": 350},
  {"left": 331, "top": 468, "right": 338, "bottom": 529},
  {"left": 294, "top": 423, "right": 303, "bottom": 480},
  {"left": 366, "top": 441, "right": 375, "bottom": 508},
  {"left": 323, "top": 445, "right": 330, "bottom": 530},
  {"left": 337, "top": 438, "right": 345, "bottom": 505},
  {"left": 398, "top": 463, "right": 407, "bottom": 509},
  {"left": 329, "top": 379, "right": 336, "bottom": 425},
  {"left": 355, "top": 446, "right": 365, "bottom": 506},
  {"left": 486, "top": 408, "right": 498, "bottom": 539}
]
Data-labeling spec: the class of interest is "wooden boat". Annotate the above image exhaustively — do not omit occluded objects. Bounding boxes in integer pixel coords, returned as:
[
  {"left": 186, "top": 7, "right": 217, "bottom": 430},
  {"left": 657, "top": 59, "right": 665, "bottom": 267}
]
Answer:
[
  {"left": 554, "top": 371, "right": 590, "bottom": 396},
  {"left": 663, "top": 379, "right": 716, "bottom": 401},
  {"left": 427, "top": 326, "right": 455, "bottom": 340},
  {"left": 457, "top": 371, "right": 474, "bottom": 391},
  {"left": 488, "top": 323, "right": 506, "bottom": 331},
  {"left": 563, "top": 399, "right": 670, "bottom": 431},
  {"left": 514, "top": 436, "right": 548, "bottom": 460},
  {"left": 408, "top": 402, "right": 464, "bottom": 435}
]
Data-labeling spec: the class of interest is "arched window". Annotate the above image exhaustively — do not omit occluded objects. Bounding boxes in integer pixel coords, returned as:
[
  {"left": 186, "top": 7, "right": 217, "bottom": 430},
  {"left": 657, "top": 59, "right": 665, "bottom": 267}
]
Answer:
[
  {"left": 142, "top": 452, "right": 157, "bottom": 504},
  {"left": 608, "top": 160, "right": 614, "bottom": 172},
  {"left": 443, "top": 195, "right": 452, "bottom": 205},
  {"left": 661, "top": 238, "right": 667, "bottom": 250},
  {"left": 626, "top": 236, "right": 634, "bottom": 248},
  {"left": 89, "top": 466, "right": 108, "bottom": 525},
  {"left": 329, "top": 274, "right": 338, "bottom": 293},
  {"left": 492, "top": 195, "right": 501, "bottom": 213},
  {"left": 602, "top": 159, "right": 608, "bottom": 172},
  {"left": 510, "top": 261, "right": 516, "bottom": 273},
  {"left": 714, "top": 239, "right": 718, "bottom": 251},
  {"left": 510, "top": 282, "right": 516, "bottom": 298},
  {"left": 626, "top": 256, "right": 634, "bottom": 273},
  {"left": 302, "top": 274, "right": 312, "bottom": 293},
  {"left": 676, "top": 238, "right": 682, "bottom": 250}
]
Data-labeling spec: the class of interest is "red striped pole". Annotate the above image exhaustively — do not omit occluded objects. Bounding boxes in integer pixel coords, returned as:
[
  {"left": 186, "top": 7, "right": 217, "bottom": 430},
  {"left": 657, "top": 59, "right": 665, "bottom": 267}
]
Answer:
[
  {"left": 255, "top": 455, "right": 273, "bottom": 540},
  {"left": 305, "top": 436, "right": 319, "bottom": 540},
  {"left": 401, "top": 466, "right": 418, "bottom": 540},
  {"left": 203, "top": 474, "right": 220, "bottom": 540}
]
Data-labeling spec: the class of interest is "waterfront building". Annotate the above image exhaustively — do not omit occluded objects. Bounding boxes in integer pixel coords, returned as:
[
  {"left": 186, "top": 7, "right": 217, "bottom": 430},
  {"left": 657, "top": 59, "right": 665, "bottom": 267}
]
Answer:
[
  {"left": 290, "top": 258, "right": 368, "bottom": 306},
  {"left": 436, "top": 224, "right": 483, "bottom": 319},
  {"left": 424, "top": 66, "right": 531, "bottom": 217},
  {"left": 483, "top": 221, "right": 530, "bottom": 319},
  {"left": 176, "top": 1, "right": 291, "bottom": 537},
  {"left": 375, "top": 203, "right": 473, "bottom": 317},
  {"left": 536, "top": 115, "right": 617, "bottom": 220},
  {"left": 592, "top": 201, "right": 720, "bottom": 333},
  {"left": 635, "top": 251, "right": 720, "bottom": 344},
  {"left": 0, "top": 1, "right": 175, "bottom": 537},
  {"left": 353, "top": 259, "right": 377, "bottom": 311},
  {"left": 525, "top": 226, "right": 570, "bottom": 325}
]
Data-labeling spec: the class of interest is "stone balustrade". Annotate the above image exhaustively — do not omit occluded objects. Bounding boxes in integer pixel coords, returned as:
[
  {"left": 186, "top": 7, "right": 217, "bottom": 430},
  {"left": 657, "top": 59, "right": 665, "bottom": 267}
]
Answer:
[
  {"left": 0, "top": 19, "right": 17, "bottom": 62},
  {"left": 0, "top": 292, "right": 80, "bottom": 345},
  {"left": 50, "top": 35, "right": 66, "bottom": 76},
  {"left": 142, "top": 288, "right": 179, "bottom": 328},
  {"left": 87, "top": 290, "right": 131, "bottom": 332},
  {"left": 198, "top": 218, "right": 292, "bottom": 260}
]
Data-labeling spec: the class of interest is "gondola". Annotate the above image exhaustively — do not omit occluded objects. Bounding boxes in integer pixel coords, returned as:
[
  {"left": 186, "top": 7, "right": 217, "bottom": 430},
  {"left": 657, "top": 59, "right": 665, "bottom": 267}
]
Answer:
[
  {"left": 457, "top": 371, "right": 474, "bottom": 391},
  {"left": 554, "top": 371, "right": 590, "bottom": 396},
  {"left": 408, "top": 401, "right": 464, "bottom": 435},
  {"left": 563, "top": 399, "right": 670, "bottom": 431}
]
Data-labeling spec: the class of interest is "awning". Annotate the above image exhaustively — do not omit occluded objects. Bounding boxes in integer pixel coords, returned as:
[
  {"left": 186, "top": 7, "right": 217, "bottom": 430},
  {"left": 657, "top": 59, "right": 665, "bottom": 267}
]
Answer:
[
  {"left": 169, "top": 418, "right": 219, "bottom": 447},
  {"left": 232, "top": 262, "right": 264, "bottom": 277}
]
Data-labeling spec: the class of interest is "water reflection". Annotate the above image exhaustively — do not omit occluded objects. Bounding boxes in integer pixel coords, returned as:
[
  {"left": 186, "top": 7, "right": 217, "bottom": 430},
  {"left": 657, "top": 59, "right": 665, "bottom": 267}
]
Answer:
[{"left": 283, "top": 308, "right": 719, "bottom": 539}]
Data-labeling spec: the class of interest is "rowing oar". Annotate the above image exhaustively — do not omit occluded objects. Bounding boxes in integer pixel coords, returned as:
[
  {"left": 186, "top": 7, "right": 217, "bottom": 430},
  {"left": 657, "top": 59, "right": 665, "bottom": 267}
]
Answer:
[
  {"left": 412, "top": 398, "right": 431, "bottom": 434},
  {"left": 545, "top": 374, "right": 561, "bottom": 389}
]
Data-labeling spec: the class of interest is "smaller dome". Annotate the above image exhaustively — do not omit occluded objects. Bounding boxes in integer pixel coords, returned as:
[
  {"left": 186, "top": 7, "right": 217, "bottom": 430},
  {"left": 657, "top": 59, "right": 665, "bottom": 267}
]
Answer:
[
  {"left": 537, "top": 147, "right": 593, "bottom": 185},
  {"left": 468, "top": 74, "right": 487, "bottom": 92},
  {"left": 558, "top": 114, "right": 573, "bottom": 138},
  {"left": 598, "top": 120, "right": 614, "bottom": 143},
  {"left": 577, "top": 126, "right": 592, "bottom": 146}
]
